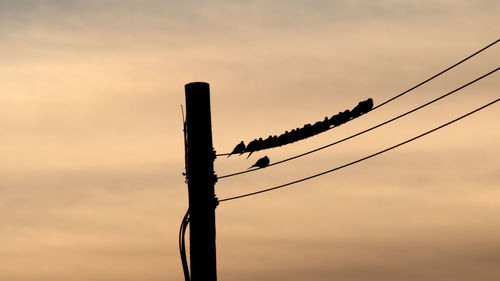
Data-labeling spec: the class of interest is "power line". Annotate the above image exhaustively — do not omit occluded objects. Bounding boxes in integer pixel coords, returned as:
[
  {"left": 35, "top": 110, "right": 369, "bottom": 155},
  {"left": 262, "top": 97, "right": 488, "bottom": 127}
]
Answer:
[
  {"left": 218, "top": 98, "right": 499, "bottom": 203},
  {"left": 217, "top": 67, "right": 499, "bottom": 179},
  {"left": 216, "top": 38, "right": 499, "bottom": 157},
  {"left": 372, "top": 38, "right": 499, "bottom": 111}
]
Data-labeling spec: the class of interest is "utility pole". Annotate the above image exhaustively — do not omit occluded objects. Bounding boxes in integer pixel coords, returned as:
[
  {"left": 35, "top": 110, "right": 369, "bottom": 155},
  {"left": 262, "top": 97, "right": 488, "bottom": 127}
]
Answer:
[{"left": 184, "top": 82, "right": 218, "bottom": 281}]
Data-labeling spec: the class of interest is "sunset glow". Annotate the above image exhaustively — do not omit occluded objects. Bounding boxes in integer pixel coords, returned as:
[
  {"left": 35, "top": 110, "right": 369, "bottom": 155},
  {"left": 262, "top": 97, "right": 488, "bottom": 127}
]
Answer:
[{"left": 1, "top": 1, "right": 499, "bottom": 280}]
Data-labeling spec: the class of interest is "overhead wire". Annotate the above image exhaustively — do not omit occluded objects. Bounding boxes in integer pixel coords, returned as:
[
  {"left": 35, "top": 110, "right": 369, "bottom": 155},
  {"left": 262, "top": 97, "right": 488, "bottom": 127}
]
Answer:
[
  {"left": 218, "top": 98, "right": 499, "bottom": 203},
  {"left": 217, "top": 67, "right": 499, "bottom": 179},
  {"left": 372, "top": 38, "right": 499, "bottom": 111},
  {"left": 215, "top": 38, "right": 499, "bottom": 157}
]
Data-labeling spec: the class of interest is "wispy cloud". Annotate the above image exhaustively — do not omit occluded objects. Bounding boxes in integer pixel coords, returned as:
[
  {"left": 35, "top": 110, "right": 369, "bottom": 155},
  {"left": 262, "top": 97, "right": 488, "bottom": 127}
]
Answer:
[{"left": 1, "top": 1, "right": 499, "bottom": 280}]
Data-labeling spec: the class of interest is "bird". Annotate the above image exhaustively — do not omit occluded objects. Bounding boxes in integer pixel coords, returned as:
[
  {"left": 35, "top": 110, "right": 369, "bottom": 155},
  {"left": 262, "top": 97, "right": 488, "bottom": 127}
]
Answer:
[
  {"left": 248, "top": 156, "right": 270, "bottom": 169},
  {"left": 245, "top": 139, "right": 259, "bottom": 158},
  {"left": 227, "top": 141, "right": 245, "bottom": 157},
  {"left": 246, "top": 138, "right": 264, "bottom": 158},
  {"left": 360, "top": 98, "right": 374, "bottom": 113}
]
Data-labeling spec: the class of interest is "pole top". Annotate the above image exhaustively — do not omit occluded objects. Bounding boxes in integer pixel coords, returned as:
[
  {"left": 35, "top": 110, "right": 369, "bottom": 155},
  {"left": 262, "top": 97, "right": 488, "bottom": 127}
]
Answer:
[{"left": 185, "top": 82, "right": 209, "bottom": 90}]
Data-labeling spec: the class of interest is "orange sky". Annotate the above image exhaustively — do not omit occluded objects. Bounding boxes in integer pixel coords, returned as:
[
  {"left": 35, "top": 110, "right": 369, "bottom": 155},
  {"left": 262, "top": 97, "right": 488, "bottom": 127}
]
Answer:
[{"left": 1, "top": 1, "right": 499, "bottom": 280}]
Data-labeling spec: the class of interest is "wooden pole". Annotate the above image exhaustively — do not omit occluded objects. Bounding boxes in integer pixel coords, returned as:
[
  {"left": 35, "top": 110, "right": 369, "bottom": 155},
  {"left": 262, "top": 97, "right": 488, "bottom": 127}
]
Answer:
[{"left": 184, "top": 82, "right": 217, "bottom": 281}]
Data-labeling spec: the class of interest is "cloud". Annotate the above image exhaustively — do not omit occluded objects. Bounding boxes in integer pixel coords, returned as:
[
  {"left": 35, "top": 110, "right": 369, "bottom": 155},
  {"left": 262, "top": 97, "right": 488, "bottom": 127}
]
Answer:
[
  {"left": 1, "top": 1, "right": 499, "bottom": 280},
  {"left": 2, "top": 0, "right": 498, "bottom": 37}
]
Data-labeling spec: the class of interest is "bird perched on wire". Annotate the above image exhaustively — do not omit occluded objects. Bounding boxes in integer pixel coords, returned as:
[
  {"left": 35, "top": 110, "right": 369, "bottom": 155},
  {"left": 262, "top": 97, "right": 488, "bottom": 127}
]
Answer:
[
  {"left": 248, "top": 156, "right": 270, "bottom": 169},
  {"left": 245, "top": 139, "right": 258, "bottom": 158},
  {"left": 227, "top": 141, "right": 245, "bottom": 157}
]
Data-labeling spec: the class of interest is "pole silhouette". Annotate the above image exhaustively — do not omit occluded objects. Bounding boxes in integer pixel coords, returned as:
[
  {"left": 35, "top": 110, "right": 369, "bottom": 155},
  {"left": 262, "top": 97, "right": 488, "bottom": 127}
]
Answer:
[{"left": 184, "top": 82, "right": 217, "bottom": 281}]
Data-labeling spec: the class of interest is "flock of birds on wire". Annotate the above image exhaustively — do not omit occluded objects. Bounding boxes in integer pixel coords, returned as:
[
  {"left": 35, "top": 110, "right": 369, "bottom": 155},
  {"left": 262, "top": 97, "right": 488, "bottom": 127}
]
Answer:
[{"left": 226, "top": 98, "right": 375, "bottom": 169}]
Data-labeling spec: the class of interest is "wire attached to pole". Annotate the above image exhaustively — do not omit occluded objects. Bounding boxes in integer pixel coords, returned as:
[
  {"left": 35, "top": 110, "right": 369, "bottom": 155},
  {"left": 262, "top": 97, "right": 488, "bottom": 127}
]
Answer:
[
  {"left": 181, "top": 105, "right": 189, "bottom": 183},
  {"left": 179, "top": 209, "right": 190, "bottom": 281},
  {"left": 217, "top": 67, "right": 499, "bottom": 179},
  {"left": 218, "top": 98, "right": 499, "bottom": 203}
]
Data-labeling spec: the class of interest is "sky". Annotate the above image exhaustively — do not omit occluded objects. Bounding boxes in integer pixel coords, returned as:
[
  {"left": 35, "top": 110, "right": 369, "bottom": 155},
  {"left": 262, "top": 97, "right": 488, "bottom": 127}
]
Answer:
[{"left": 0, "top": 1, "right": 499, "bottom": 280}]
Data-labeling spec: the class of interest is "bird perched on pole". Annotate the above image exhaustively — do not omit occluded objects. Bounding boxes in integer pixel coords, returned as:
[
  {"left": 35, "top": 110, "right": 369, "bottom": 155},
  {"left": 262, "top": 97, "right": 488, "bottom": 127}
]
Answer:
[
  {"left": 227, "top": 141, "right": 245, "bottom": 157},
  {"left": 248, "top": 156, "right": 270, "bottom": 169}
]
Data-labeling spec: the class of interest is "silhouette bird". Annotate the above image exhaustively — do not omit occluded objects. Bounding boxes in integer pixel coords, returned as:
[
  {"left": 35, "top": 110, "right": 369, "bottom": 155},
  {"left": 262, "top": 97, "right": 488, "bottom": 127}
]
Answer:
[
  {"left": 246, "top": 139, "right": 262, "bottom": 159},
  {"left": 227, "top": 141, "right": 245, "bottom": 157},
  {"left": 350, "top": 101, "right": 364, "bottom": 118},
  {"left": 245, "top": 139, "right": 258, "bottom": 157},
  {"left": 361, "top": 98, "right": 374, "bottom": 113},
  {"left": 248, "top": 156, "right": 270, "bottom": 169}
]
